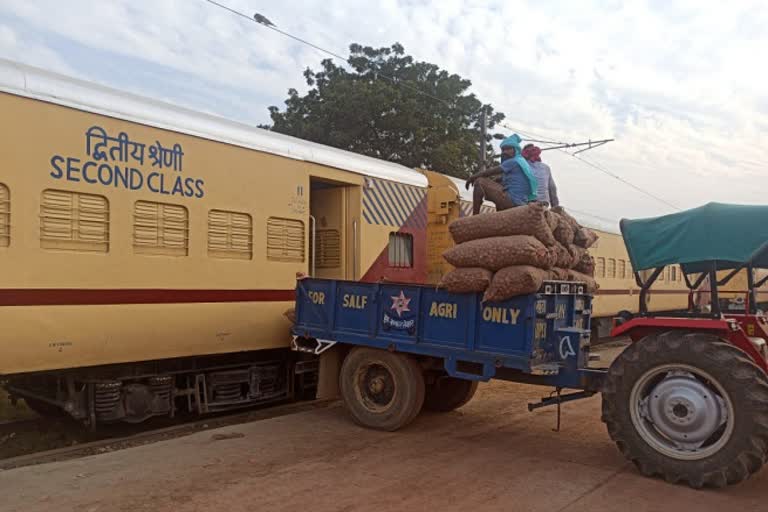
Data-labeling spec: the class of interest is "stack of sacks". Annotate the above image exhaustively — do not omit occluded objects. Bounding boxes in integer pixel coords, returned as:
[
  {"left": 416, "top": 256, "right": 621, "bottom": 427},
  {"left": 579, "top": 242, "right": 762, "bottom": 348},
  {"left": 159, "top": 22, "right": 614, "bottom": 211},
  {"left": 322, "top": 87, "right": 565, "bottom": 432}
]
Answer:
[
  {"left": 439, "top": 203, "right": 600, "bottom": 302},
  {"left": 549, "top": 206, "right": 600, "bottom": 287}
]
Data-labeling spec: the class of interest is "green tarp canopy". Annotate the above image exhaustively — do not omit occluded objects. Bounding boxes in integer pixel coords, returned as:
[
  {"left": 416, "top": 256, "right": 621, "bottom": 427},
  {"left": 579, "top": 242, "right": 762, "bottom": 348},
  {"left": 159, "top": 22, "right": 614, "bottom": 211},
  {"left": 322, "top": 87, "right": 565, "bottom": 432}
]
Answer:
[{"left": 620, "top": 202, "right": 768, "bottom": 274}]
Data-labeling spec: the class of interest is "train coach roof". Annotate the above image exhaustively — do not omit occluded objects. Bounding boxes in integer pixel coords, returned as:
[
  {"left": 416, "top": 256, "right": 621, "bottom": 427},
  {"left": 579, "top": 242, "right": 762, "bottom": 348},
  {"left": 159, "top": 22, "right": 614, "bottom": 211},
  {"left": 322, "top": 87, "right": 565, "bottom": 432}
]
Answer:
[
  {"left": 0, "top": 59, "right": 428, "bottom": 188},
  {"left": 621, "top": 202, "right": 768, "bottom": 273}
]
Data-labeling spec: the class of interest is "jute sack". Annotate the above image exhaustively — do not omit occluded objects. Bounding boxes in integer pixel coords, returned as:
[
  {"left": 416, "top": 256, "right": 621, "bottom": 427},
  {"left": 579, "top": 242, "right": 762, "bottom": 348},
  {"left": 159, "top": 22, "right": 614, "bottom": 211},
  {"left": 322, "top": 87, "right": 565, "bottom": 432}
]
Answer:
[
  {"left": 551, "top": 206, "right": 599, "bottom": 249},
  {"left": 552, "top": 243, "right": 576, "bottom": 269},
  {"left": 443, "top": 235, "right": 554, "bottom": 271},
  {"left": 483, "top": 265, "right": 549, "bottom": 302},
  {"left": 545, "top": 210, "right": 559, "bottom": 231},
  {"left": 574, "top": 253, "right": 596, "bottom": 276},
  {"left": 552, "top": 206, "right": 579, "bottom": 230},
  {"left": 552, "top": 213, "right": 576, "bottom": 246},
  {"left": 548, "top": 267, "right": 570, "bottom": 281},
  {"left": 439, "top": 267, "right": 493, "bottom": 293},
  {"left": 567, "top": 245, "right": 587, "bottom": 268},
  {"left": 574, "top": 227, "right": 599, "bottom": 249},
  {"left": 568, "top": 270, "right": 600, "bottom": 293},
  {"left": 449, "top": 202, "right": 556, "bottom": 246}
]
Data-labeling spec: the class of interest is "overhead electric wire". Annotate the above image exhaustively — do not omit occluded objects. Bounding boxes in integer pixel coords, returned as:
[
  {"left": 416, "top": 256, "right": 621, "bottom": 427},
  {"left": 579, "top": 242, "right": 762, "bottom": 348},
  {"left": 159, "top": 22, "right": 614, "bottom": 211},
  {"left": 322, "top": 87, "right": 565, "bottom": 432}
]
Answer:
[
  {"left": 205, "top": 0, "right": 349, "bottom": 60},
  {"left": 201, "top": 0, "right": 679, "bottom": 212},
  {"left": 203, "top": 0, "right": 466, "bottom": 111},
  {"left": 497, "top": 123, "right": 564, "bottom": 145}
]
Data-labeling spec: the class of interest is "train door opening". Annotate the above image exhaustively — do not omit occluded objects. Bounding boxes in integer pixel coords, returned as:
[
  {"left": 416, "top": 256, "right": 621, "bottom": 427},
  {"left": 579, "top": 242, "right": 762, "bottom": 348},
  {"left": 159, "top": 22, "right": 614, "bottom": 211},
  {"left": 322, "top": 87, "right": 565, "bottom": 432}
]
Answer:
[
  {"left": 309, "top": 178, "right": 361, "bottom": 281},
  {"left": 308, "top": 177, "right": 361, "bottom": 401}
]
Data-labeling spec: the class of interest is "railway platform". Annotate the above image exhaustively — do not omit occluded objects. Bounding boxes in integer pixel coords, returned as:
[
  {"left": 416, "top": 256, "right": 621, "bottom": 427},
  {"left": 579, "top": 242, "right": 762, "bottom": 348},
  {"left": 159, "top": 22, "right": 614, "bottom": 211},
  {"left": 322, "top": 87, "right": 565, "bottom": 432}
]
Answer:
[{"left": 1, "top": 378, "right": 766, "bottom": 512}]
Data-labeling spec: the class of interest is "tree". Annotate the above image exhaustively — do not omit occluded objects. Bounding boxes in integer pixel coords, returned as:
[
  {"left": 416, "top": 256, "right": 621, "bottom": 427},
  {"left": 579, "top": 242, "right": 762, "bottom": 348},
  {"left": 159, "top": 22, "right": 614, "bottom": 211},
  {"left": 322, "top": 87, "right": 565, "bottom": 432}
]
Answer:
[{"left": 264, "top": 43, "right": 504, "bottom": 178}]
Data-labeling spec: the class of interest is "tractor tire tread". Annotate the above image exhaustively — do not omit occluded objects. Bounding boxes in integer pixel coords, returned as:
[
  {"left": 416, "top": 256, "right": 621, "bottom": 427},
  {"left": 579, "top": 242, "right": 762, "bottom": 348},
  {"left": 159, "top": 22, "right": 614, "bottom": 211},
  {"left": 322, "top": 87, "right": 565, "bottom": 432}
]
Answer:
[{"left": 601, "top": 331, "right": 768, "bottom": 488}]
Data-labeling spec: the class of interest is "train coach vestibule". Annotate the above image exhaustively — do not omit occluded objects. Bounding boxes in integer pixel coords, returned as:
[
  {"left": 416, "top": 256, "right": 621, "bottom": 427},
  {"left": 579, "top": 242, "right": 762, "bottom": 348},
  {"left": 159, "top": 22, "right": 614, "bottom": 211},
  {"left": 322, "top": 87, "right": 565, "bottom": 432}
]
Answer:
[{"left": 309, "top": 178, "right": 361, "bottom": 281}]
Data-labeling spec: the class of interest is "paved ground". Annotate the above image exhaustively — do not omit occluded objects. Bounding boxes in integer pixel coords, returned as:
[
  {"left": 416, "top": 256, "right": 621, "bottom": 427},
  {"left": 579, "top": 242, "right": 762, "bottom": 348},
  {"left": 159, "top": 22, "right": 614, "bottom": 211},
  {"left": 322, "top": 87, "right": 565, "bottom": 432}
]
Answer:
[{"left": 1, "top": 374, "right": 766, "bottom": 512}]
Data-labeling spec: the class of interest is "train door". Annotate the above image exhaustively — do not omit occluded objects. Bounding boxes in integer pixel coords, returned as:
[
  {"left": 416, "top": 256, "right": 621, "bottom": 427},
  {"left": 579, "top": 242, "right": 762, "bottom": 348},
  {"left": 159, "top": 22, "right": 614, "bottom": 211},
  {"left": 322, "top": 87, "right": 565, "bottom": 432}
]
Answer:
[
  {"left": 308, "top": 177, "right": 361, "bottom": 401},
  {"left": 309, "top": 178, "right": 361, "bottom": 280}
]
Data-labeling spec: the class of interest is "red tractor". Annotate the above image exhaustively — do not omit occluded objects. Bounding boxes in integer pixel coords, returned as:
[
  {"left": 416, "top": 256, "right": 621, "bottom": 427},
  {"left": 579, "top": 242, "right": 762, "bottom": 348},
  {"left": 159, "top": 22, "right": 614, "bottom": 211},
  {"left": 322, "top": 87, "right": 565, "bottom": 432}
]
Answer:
[{"left": 606, "top": 202, "right": 768, "bottom": 487}]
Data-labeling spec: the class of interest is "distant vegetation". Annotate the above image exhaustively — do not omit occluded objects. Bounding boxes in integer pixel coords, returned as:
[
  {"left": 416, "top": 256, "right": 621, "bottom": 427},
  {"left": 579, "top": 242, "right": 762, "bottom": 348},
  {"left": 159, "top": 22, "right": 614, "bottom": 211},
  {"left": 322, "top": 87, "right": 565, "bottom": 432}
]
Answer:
[{"left": 264, "top": 43, "right": 504, "bottom": 178}]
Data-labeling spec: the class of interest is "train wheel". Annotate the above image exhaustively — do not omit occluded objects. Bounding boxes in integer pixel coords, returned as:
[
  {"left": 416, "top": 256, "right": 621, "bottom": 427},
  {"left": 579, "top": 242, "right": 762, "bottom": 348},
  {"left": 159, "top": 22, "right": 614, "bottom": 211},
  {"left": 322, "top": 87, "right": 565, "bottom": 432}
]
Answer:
[
  {"left": 339, "top": 348, "right": 425, "bottom": 431},
  {"left": 423, "top": 377, "right": 478, "bottom": 412},
  {"left": 602, "top": 331, "right": 768, "bottom": 488}
]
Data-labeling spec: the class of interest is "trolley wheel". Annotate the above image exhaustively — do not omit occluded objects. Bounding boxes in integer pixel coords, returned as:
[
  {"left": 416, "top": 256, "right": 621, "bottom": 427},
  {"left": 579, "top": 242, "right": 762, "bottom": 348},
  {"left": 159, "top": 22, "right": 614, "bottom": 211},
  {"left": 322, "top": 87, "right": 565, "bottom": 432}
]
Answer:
[
  {"left": 339, "top": 347, "right": 425, "bottom": 431},
  {"left": 601, "top": 331, "right": 768, "bottom": 488},
  {"left": 423, "top": 376, "right": 478, "bottom": 412}
]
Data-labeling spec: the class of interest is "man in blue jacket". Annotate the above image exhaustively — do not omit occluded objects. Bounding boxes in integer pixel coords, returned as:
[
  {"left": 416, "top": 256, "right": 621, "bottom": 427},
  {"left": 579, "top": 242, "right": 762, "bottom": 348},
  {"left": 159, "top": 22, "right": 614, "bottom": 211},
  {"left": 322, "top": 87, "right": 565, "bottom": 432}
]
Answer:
[{"left": 465, "top": 134, "right": 538, "bottom": 215}]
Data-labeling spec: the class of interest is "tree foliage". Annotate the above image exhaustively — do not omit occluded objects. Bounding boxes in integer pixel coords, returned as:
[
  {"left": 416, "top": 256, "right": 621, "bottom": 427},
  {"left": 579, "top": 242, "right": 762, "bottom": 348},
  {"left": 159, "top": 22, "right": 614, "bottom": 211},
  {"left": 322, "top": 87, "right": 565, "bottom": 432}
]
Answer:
[{"left": 265, "top": 43, "right": 504, "bottom": 177}]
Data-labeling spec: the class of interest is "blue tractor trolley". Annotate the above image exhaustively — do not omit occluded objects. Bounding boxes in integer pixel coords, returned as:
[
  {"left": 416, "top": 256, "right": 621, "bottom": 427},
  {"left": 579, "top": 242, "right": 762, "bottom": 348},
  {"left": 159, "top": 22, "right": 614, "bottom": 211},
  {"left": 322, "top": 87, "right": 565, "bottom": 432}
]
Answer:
[{"left": 292, "top": 277, "right": 600, "bottom": 399}]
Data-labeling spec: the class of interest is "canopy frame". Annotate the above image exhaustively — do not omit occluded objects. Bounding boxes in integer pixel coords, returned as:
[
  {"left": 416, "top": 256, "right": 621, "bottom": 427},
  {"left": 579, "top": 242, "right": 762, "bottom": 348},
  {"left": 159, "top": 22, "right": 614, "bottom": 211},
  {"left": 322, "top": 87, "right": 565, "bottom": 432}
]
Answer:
[
  {"left": 621, "top": 203, "right": 768, "bottom": 319},
  {"left": 634, "top": 260, "right": 761, "bottom": 318}
]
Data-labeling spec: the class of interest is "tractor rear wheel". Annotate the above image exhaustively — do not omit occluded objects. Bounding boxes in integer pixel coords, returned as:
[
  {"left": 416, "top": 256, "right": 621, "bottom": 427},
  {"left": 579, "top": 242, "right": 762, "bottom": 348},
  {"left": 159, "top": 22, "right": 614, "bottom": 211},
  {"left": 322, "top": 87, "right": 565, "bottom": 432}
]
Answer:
[
  {"left": 602, "top": 330, "right": 768, "bottom": 488},
  {"left": 340, "top": 347, "right": 425, "bottom": 431},
  {"left": 423, "top": 377, "right": 478, "bottom": 412}
]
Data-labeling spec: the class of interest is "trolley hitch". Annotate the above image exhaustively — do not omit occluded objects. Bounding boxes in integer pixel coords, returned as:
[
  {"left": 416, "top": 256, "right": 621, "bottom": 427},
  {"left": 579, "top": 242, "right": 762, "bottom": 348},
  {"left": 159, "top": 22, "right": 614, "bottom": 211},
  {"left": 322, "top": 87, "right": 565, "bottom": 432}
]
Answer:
[{"left": 528, "top": 390, "right": 596, "bottom": 432}]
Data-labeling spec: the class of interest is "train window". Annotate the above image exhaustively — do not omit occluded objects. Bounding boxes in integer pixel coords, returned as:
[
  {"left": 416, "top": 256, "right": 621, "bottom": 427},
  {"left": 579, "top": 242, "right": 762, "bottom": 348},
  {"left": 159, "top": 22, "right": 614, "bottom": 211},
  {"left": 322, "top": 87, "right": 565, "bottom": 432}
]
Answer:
[
  {"left": 0, "top": 183, "right": 9, "bottom": 248},
  {"left": 607, "top": 258, "right": 616, "bottom": 278},
  {"left": 671, "top": 266, "right": 678, "bottom": 282},
  {"left": 208, "top": 210, "right": 253, "bottom": 260},
  {"left": 133, "top": 201, "right": 189, "bottom": 256},
  {"left": 596, "top": 257, "right": 606, "bottom": 278},
  {"left": 267, "top": 217, "right": 305, "bottom": 262},
  {"left": 315, "top": 229, "right": 341, "bottom": 268},
  {"left": 618, "top": 259, "right": 626, "bottom": 279},
  {"left": 40, "top": 189, "right": 109, "bottom": 252},
  {"left": 388, "top": 232, "right": 413, "bottom": 268}
]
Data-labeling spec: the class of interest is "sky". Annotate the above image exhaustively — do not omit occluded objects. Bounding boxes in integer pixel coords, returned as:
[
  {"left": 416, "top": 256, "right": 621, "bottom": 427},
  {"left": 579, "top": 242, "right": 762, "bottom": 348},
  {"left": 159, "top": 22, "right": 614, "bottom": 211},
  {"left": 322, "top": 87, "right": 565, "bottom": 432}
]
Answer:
[{"left": 1, "top": 0, "right": 767, "bottom": 223}]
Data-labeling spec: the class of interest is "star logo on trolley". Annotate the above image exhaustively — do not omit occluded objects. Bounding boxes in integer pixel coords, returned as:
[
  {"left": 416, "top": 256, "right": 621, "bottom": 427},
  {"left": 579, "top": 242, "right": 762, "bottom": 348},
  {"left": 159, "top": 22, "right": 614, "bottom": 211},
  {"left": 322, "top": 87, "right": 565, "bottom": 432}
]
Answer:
[{"left": 390, "top": 291, "right": 412, "bottom": 318}]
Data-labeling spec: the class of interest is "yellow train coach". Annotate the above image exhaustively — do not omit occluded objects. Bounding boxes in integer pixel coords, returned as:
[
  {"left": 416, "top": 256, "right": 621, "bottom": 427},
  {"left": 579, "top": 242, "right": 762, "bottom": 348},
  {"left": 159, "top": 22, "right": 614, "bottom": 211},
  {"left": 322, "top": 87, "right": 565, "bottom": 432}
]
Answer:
[{"left": 0, "top": 59, "right": 442, "bottom": 425}]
